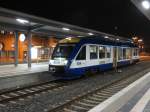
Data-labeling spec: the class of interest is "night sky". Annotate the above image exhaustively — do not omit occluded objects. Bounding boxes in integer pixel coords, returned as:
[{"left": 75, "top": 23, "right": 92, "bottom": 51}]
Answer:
[{"left": 0, "top": 0, "right": 150, "bottom": 51}]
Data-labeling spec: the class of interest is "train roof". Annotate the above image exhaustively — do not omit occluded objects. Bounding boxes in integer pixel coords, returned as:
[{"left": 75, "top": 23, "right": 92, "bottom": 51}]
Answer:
[{"left": 59, "top": 35, "right": 138, "bottom": 47}]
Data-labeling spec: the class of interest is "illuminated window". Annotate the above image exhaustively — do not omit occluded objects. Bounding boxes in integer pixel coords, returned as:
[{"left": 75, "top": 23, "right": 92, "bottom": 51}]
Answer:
[
  {"left": 118, "top": 48, "right": 123, "bottom": 60},
  {"left": 99, "top": 46, "right": 105, "bottom": 59},
  {"left": 90, "top": 45, "right": 98, "bottom": 59},
  {"left": 126, "top": 48, "right": 130, "bottom": 59},
  {"left": 76, "top": 46, "right": 86, "bottom": 60},
  {"left": 134, "top": 48, "right": 139, "bottom": 56},
  {"left": 106, "top": 47, "right": 111, "bottom": 58},
  {"left": 123, "top": 48, "right": 126, "bottom": 59}
]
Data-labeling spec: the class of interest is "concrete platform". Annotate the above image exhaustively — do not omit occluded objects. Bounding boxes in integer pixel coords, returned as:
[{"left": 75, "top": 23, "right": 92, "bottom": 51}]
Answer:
[
  {"left": 0, "top": 62, "right": 48, "bottom": 78},
  {"left": 0, "top": 62, "right": 55, "bottom": 92},
  {"left": 118, "top": 82, "right": 150, "bottom": 112},
  {"left": 89, "top": 72, "right": 150, "bottom": 112}
]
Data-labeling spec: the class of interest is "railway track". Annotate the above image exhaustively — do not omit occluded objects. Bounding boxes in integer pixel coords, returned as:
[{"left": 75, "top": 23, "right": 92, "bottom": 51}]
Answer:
[
  {"left": 0, "top": 73, "right": 104, "bottom": 105},
  {"left": 0, "top": 79, "right": 68, "bottom": 105},
  {"left": 48, "top": 66, "right": 150, "bottom": 112},
  {"left": 0, "top": 61, "right": 149, "bottom": 110}
]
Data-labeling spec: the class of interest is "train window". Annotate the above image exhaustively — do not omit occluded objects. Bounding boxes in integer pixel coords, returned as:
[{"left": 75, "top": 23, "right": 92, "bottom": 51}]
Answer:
[
  {"left": 134, "top": 49, "right": 136, "bottom": 56},
  {"left": 118, "top": 48, "right": 123, "bottom": 60},
  {"left": 106, "top": 47, "right": 111, "bottom": 58},
  {"left": 76, "top": 46, "right": 86, "bottom": 60},
  {"left": 136, "top": 49, "right": 138, "bottom": 56},
  {"left": 123, "top": 48, "right": 126, "bottom": 59},
  {"left": 52, "top": 44, "right": 75, "bottom": 59},
  {"left": 99, "top": 46, "right": 105, "bottom": 59},
  {"left": 137, "top": 49, "right": 139, "bottom": 56},
  {"left": 134, "top": 49, "right": 138, "bottom": 56},
  {"left": 90, "top": 45, "right": 98, "bottom": 59},
  {"left": 126, "top": 48, "right": 130, "bottom": 59}
]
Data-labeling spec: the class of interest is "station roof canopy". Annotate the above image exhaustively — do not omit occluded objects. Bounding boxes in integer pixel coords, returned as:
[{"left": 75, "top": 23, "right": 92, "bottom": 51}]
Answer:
[
  {"left": 0, "top": 7, "right": 131, "bottom": 42},
  {"left": 131, "top": 0, "right": 150, "bottom": 20}
]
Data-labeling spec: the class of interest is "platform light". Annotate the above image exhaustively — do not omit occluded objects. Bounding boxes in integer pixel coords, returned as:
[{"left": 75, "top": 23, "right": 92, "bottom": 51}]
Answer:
[
  {"left": 116, "top": 38, "right": 119, "bottom": 41},
  {"left": 142, "top": 0, "right": 150, "bottom": 10},
  {"left": 16, "top": 18, "right": 29, "bottom": 24},
  {"left": 132, "top": 37, "right": 138, "bottom": 40},
  {"left": 66, "top": 37, "right": 72, "bottom": 40},
  {"left": 77, "top": 36, "right": 83, "bottom": 37},
  {"left": 1, "top": 30, "right": 5, "bottom": 34},
  {"left": 9, "top": 32, "right": 13, "bottom": 35},
  {"left": 104, "top": 36, "right": 109, "bottom": 39},
  {"left": 99, "top": 46, "right": 103, "bottom": 50},
  {"left": 62, "top": 27, "right": 70, "bottom": 31},
  {"left": 52, "top": 45, "right": 56, "bottom": 48},
  {"left": 19, "top": 33, "right": 26, "bottom": 42},
  {"left": 138, "top": 39, "right": 143, "bottom": 42},
  {"left": 88, "top": 33, "right": 94, "bottom": 35}
]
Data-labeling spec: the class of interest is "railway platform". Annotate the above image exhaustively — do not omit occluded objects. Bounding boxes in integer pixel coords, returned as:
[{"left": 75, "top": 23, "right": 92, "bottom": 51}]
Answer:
[
  {"left": 0, "top": 62, "right": 55, "bottom": 92},
  {"left": 0, "top": 62, "right": 48, "bottom": 78},
  {"left": 89, "top": 72, "right": 150, "bottom": 112},
  {"left": 118, "top": 82, "right": 150, "bottom": 112}
]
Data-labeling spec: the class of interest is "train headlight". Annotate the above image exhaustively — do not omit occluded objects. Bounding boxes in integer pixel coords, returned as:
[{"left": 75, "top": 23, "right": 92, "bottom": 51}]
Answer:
[
  {"left": 64, "top": 60, "right": 68, "bottom": 65},
  {"left": 49, "top": 60, "right": 52, "bottom": 65}
]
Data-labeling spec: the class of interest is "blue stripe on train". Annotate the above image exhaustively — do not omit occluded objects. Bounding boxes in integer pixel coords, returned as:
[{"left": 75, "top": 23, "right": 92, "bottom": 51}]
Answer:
[
  {"left": 117, "top": 60, "right": 130, "bottom": 67},
  {"left": 59, "top": 60, "right": 134, "bottom": 79},
  {"left": 66, "top": 60, "right": 131, "bottom": 76},
  {"left": 66, "top": 63, "right": 113, "bottom": 76}
]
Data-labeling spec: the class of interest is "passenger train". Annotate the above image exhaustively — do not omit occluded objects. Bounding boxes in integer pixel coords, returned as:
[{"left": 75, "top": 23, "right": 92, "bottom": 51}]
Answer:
[{"left": 49, "top": 36, "right": 139, "bottom": 79}]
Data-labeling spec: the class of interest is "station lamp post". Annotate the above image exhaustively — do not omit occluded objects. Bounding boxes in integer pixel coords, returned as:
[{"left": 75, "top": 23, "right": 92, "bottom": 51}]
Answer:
[
  {"left": 16, "top": 18, "right": 32, "bottom": 68},
  {"left": 27, "top": 31, "right": 32, "bottom": 68}
]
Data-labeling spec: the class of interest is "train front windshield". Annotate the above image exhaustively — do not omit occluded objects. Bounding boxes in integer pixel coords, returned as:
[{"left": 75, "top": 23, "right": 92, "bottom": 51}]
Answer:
[{"left": 52, "top": 44, "right": 75, "bottom": 59}]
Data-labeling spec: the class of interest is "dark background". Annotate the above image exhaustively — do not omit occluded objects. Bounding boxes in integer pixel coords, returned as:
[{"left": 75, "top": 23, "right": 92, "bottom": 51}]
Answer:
[{"left": 0, "top": 0, "right": 150, "bottom": 52}]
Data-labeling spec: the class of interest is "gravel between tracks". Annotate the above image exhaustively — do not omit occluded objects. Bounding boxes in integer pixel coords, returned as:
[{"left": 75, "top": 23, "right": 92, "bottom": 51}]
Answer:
[{"left": 0, "top": 61, "right": 150, "bottom": 112}]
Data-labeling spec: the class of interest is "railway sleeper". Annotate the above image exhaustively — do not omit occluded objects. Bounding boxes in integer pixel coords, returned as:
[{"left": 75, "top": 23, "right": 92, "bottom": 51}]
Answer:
[
  {"left": 94, "top": 93, "right": 112, "bottom": 97},
  {"left": 87, "top": 96, "right": 104, "bottom": 102},
  {"left": 82, "top": 99, "right": 100, "bottom": 104},
  {"left": 63, "top": 108, "right": 78, "bottom": 112},
  {"left": 76, "top": 101, "right": 96, "bottom": 107},
  {"left": 69, "top": 104, "right": 89, "bottom": 112}
]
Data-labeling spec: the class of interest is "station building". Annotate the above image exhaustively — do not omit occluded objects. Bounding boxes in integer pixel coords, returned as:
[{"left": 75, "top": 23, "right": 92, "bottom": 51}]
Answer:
[{"left": 0, "top": 32, "right": 58, "bottom": 64}]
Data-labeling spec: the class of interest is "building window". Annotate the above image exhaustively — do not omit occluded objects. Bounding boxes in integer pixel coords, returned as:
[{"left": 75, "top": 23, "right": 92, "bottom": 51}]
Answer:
[
  {"left": 76, "top": 46, "right": 86, "bottom": 60},
  {"left": 90, "top": 45, "right": 98, "bottom": 59},
  {"left": 99, "top": 46, "right": 105, "bottom": 59},
  {"left": 106, "top": 47, "right": 111, "bottom": 58}
]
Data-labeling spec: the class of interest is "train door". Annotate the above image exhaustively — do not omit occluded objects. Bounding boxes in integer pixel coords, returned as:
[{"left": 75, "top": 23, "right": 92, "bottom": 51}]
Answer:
[
  {"left": 130, "top": 48, "right": 133, "bottom": 64},
  {"left": 86, "top": 45, "right": 99, "bottom": 67},
  {"left": 70, "top": 45, "right": 87, "bottom": 69},
  {"left": 113, "top": 46, "right": 118, "bottom": 69}
]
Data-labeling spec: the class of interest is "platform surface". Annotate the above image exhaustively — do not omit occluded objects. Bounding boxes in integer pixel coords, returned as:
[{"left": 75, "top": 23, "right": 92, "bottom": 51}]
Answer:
[
  {"left": 0, "top": 62, "right": 48, "bottom": 78},
  {"left": 89, "top": 71, "right": 150, "bottom": 112},
  {"left": 118, "top": 82, "right": 150, "bottom": 112}
]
